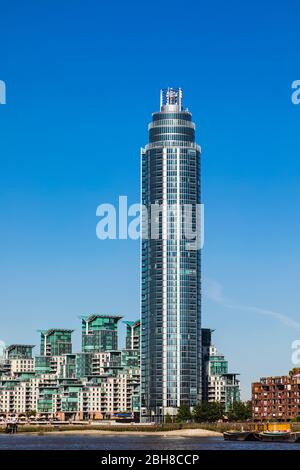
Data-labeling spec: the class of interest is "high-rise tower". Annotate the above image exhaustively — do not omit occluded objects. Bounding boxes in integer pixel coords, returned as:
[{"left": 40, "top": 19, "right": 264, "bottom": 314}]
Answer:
[{"left": 141, "top": 88, "right": 202, "bottom": 421}]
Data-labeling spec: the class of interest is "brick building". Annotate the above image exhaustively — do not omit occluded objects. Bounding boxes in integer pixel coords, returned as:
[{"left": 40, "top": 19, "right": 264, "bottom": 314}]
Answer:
[{"left": 252, "top": 372, "right": 300, "bottom": 421}]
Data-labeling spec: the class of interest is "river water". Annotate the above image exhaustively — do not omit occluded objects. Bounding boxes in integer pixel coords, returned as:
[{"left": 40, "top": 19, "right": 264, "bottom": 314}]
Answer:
[{"left": 0, "top": 434, "right": 299, "bottom": 450}]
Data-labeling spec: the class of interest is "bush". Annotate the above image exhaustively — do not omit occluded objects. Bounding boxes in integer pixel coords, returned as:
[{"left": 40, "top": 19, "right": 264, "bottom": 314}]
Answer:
[
  {"left": 226, "top": 401, "right": 252, "bottom": 421},
  {"left": 193, "top": 402, "right": 224, "bottom": 422},
  {"left": 176, "top": 404, "right": 192, "bottom": 423}
]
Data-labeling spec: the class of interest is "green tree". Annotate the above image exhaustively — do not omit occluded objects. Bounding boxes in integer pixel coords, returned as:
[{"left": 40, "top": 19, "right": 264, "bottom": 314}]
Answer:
[
  {"left": 164, "top": 413, "right": 172, "bottom": 424},
  {"left": 25, "top": 409, "right": 37, "bottom": 418},
  {"left": 227, "top": 401, "right": 252, "bottom": 421},
  {"left": 289, "top": 368, "right": 300, "bottom": 377},
  {"left": 193, "top": 401, "right": 224, "bottom": 422},
  {"left": 176, "top": 403, "right": 192, "bottom": 422}
]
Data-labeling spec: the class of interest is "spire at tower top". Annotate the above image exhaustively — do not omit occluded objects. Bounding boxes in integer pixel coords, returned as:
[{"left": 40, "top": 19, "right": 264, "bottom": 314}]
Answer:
[{"left": 160, "top": 87, "right": 183, "bottom": 111}]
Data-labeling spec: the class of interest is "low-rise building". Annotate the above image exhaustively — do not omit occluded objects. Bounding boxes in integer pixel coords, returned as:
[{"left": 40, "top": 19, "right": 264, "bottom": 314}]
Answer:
[{"left": 252, "top": 371, "right": 300, "bottom": 421}]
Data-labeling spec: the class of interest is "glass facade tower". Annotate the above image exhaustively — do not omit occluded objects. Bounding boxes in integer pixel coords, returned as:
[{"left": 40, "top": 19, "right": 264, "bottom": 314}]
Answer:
[
  {"left": 141, "top": 88, "right": 202, "bottom": 421},
  {"left": 81, "top": 315, "right": 122, "bottom": 353},
  {"left": 40, "top": 329, "right": 73, "bottom": 357}
]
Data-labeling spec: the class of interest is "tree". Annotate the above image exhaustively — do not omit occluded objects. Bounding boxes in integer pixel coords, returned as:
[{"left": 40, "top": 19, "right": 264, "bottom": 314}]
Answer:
[
  {"left": 193, "top": 401, "right": 224, "bottom": 422},
  {"left": 226, "top": 401, "right": 252, "bottom": 421},
  {"left": 164, "top": 413, "right": 172, "bottom": 424},
  {"left": 25, "top": 409, "right": 37, "bottom": 418},
  {"left": 289, "top": 368, "right": 300, "bottom": 377},
  {"left": 176, "top": 403, "right": 192, "bottom": 422}
]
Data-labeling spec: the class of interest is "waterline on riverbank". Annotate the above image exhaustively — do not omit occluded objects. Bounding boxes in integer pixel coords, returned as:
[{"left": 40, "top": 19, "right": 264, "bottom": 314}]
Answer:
[{"left": 18, "top": 428, "right": 222, "bottom": 437}]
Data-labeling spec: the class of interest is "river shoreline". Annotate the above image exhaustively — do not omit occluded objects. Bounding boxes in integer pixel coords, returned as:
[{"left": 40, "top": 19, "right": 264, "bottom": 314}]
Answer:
[
  {"left": 45, "top": 428, "right": 222, "bottom": 437},
  {"left": 11, "top": 428, "right": 222, "bottom": 437},
  {"left": 1, "top": 433, "right": 299, "bottom": 451}
]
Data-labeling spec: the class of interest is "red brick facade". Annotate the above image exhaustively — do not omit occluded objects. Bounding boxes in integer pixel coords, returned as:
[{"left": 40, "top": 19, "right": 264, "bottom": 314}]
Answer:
[{"left": 252, "top": 374, "right": 300, "bottom": 421}]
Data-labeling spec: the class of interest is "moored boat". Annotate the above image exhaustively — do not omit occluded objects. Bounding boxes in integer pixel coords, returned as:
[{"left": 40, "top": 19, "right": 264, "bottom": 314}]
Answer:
[
  {"left": 258, "top": 430, "right": 291, "bottom": 442},
  {"left": 223, "top": 431, "right": 258, "bottom": 441},
  {"left": 289, "top": 432, "right": 300, "bottom": 443},
  {"left": 223, "top": 422, "right": 300, "bottom": 443}
]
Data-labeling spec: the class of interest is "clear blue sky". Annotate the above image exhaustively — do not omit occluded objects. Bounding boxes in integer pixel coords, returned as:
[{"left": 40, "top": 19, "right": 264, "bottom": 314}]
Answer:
[{"left": 0, "top": 0, "right": 299, "bottom": 399}]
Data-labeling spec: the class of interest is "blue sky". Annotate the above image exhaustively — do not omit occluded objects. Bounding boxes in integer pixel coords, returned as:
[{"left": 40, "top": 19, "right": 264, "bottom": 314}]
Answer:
[{"left": 0, "top": 0, "right": 299, "bottom": 399}]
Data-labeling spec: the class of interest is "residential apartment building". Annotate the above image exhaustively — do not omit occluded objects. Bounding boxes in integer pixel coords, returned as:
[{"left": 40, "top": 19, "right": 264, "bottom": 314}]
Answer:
[
  {"left": 252, "top": 372, "right": 300, "bottom": 421},
  {"left": 141, "top": 88, "right": 202, "bottom": 421},
  {"left": 81, "top": 315, "right": 122, "bottom": 353},
  {"left": 0, "top": 315, "right": 140, "bottom": 421},
  {"left": 202, "top": 328, "right": 240, "bottom": 411},
  {"left": 40, "top": 329, "right": 73, "bottom": 356},
  {"left": 124, "top": 320, "right": 140, "bottom": 351}
]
